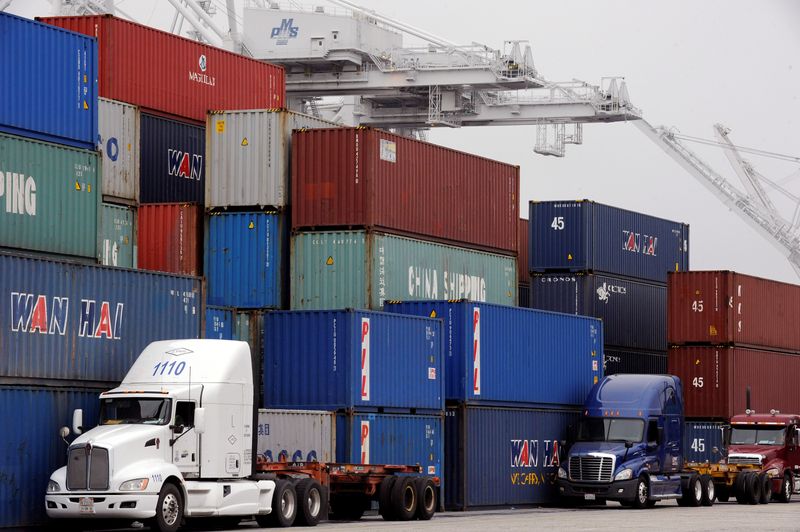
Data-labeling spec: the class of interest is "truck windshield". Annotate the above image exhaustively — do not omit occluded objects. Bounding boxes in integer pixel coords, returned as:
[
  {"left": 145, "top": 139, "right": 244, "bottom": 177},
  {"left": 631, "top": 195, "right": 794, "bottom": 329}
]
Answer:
[
  {"left": 730, "top": 426, "right": 785, "bottom": 445},
  {"left": 99, "top": 398, "right": 172, "bottom": 425},
  {"left": 577, "top": 418, "right": 645, "bottom": 443}
]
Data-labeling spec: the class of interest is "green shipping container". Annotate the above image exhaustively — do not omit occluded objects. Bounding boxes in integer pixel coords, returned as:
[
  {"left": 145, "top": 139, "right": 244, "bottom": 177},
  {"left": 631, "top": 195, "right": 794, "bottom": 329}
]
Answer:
[
  {"left": 0, "top": 133, "right": 99, "bottom": 258},
  {"left": 98, "top": 202, "right": 136, "bottom": 268},
  {"left": 291, "top": 231, "right": 517, "bottom": 309}
]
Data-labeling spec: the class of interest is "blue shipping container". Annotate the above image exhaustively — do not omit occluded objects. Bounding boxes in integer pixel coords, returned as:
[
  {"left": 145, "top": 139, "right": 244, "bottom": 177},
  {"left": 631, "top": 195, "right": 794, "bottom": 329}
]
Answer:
[
  {"left": 1, "top": 386, "right": 102, "bottom": 528},
  {"left": 603, "top": 348, "right": 667, "bottom": 376},
  {"left": 336, "top": 412, "right": 443, "bottom": 480},
  {"left": 263, "top": 310, "right": 443, "bottom": 411},
  {"left": 445, "top": 405, "right": 578, "bottom": 509},
  {"left": 0, "top": 253, "right": 201, "bottom": 384},
  {"left": 205, "top": 212, "right": 286, "bottom": 308},
  {"left": 384, "top": 301, "right": 603, "bottom": 407},
  {"left": 139, "top": 113, "right": 204, "bottom": 204},
  {"left": 205, "top": 306, "right": 233, "bottom": 339},
  {"left": 0, "top": 13, "right": 98, "bottom": 149},
  {"left": 529, "top": 200, "right": 689, "bottom": 283},
  {"left": 684, "top": 420, "right": 727, "bottom": 464},
  {"left": 530, "top": 273, "right": 666, "bottom": 351}
]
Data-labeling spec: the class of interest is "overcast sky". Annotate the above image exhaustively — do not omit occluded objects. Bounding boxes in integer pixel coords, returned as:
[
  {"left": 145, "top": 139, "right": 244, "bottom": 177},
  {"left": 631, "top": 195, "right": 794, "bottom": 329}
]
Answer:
[{"left": 10, "top": 0, "right": 800, "bottom": 282}]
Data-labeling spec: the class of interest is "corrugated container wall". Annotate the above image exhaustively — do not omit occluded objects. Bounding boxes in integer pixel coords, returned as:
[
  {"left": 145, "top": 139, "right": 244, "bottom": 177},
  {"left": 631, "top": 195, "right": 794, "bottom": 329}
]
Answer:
[
  {"left": 140, "top": 114, "right": 205, "bottom": 204},
  {"left": 384, "top": 301, "right": 603, "bottom": 407},
  {"left": 0, "top": 253, "right": 201, "bottom": 385},
  {"left": 668, "top": 346, "right": 800, "bottom": 419},
  {"left": 98, "top": 202, "right": 135, "bottom": 268},
  {"left": 137, "top": 204, "right": 202, "bottom": 276},
  {"left": 336, "top": 413, "right": 443, "bottom": 479},
  {"left": 207, "top": 110, "right": 337, "bottom": 210},
  {"left": 98, "top": 98, "right": 139, "bottom": 202},
  {"left": 38, "top": 15, "right": 285, "bottom": 123},
  {"left": 668, "top": 271, "right": 800, "bottom": 351},
  {"left": 0, "top": 386, "right": 102, "bottom": 528},
  {"left": 445, "top": 405, "right": 579, "bottom": 510},
  {"left": 518, "top": 282, "right": 530, "bottom": 308},
  {"left": 263, "top": 310, "right": 443, "bottom": 411},
  {"left": 0, "top": 133, "right": 98, "bottom": 258},
  {"left": 684, "top": 421, "right": 727, "bottom": 464},
  {"left": 291, "top": 231, "right": 517, "bottom": 310},
  {"left": 530, "top": 273, "right": 667, "bottom": 351},
  {"left": 518, "top": 218, "right": 529, "bottom": 281},
  {"left": 292, "top": 128, "right": 519, "bottom": 254},
  {"left": 205, "top": 306, "right": 233, "bottom": 339},
  {"left": 603, "top": 348, "right": 668, "bottom": 376},
  {"left": 257, "top": 409, "right": 335, "bottom": 464},
  {"left": 530, "top": 200, "right": 690, "bottom": 283},
  {"left": 205, "top": 212, "right": 286, "bottom": 308},
  {"left": 0, "top": 13, "right": 97, "bottom": 150}
]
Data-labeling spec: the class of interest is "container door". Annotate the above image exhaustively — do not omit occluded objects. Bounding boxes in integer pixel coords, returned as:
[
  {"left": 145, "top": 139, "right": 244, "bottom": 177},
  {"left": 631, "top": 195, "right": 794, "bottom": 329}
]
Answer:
[{"left": 173, "top": 401, "right": 200, "bottom": 475}]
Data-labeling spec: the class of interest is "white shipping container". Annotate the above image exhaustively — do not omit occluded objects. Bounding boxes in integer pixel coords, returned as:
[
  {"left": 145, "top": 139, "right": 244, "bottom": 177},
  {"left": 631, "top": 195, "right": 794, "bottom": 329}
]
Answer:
[
  {"left": 98, "top": 98, "right": 140, "bottom": 202},
  {"left": 206, "top": 109, "right": 338, "bottom": 209},
  {"left": 256, "top": 409, "right": 335, "bottom": 463}
]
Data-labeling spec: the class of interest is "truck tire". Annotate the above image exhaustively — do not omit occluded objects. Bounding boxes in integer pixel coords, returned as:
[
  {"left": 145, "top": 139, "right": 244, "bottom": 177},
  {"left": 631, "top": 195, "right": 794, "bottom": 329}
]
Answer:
[
  {"left": 295, "top": 478, "right": 326, "bottom": 526},
  {"left": 776, "top": 473, "right": 793, "bottom": 503},
  {"left": 745, "top": 471, "right": 762, "bottom": 505},
  {"left": 329, "top": 494, "right": 368, "bottom": 521},
  {"left": 378, "top": 476, "right": 398, "bottom": 520},
  {"left": 716, "top": 485, "right": 730, "bottom": 502},
  {"left": 700, "top": 474, "right": 715, "bottom": 506},
  {"left": 680, "top": 474, "right": 702, "bottom": 507},
  {"left": 151, "top": 483, "right": 183, "bottom": 532},
  {"left": 758, "top": 473, "right": 771, "bottom": 504},
  {"left": 414, "top": 477, "right": 437, "bottom": 520},
  {"left": 631, "top": 475, "right": 649, "bottom": 509},
  {"left": 734, "top": 472, "right": 749, "bottom": 504},
  {"left": 261, "top": 478, "right": 298, "bottom": 527},
  {"left": 390, "top": 476, "right": 418, "bottom": 521}
]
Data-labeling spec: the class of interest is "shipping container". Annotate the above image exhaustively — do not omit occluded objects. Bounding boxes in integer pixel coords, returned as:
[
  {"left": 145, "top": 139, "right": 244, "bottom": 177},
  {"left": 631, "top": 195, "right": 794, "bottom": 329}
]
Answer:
[
  {"left": 530, "top": 272, "right": 666, "bottom": 351},
  {"left": 445, "top": 405, "right": 578, "bottom": 509},
  {"left": 263, "top": 310, "right": 443, "bottom": 411},
  {"left": 0, "top": 13, "right": 97, "bottom": 149},
  {"left": 684, "top": 420, "right": 727, "bottom": 464},
  {"left": 669, "top": 346, "right": 800, "bottom": 419},
  {"left": 518, "top": 218, "right": 529, "bottom": 282},
  {"left": 98, "top": 98, "right": 139, "bottom": 202},
  {"left": 291, "top": 230, "right": 517, "bottom": 310},
  {"left": 668, "top": 270, "right": 800, "bottom": 351},
  {"left": 137, "top": 203, "right": 202, "bottom": 276},
  {"left": 603, "top": 348, "right": 668, "bottom": 376},
  {"left": 0, "top": 253, "right": 201, "bottom": 385},
  {"left": 384, "top": 300, "right": 603, "bottom": 407},
  {"left": 140, "top": 114, "right": 205, "bottom": 204},
  {"left": 0, "top": 133, "right": 98, "bottom": 259},
  {"left": 529, "top": 200, "right": 690, "bottom": 283},
  {"left": 518, "top": 282, "right": 530, "bottom": 308},
  {"left": 257, "top": 409, "right": 335, "bottom": 464},
  {"left": 292, "top": 128, "right": 519, "bottom": 254},
  {"left": 38, "top": 15, "right": 285, "bottom": 123},
  {"left": 206, "top": 110, "right": 337, "bottom": 210},
  {"left": 0, "top": 386, "right": 102, "bottom": 528},
  {"left": 205, "top": 306, "right": 233, "bottom": 340},
  {"left": 205, "top": 212, "right": 286, "bottom": 308},
  {"left": 98, "top": 202, "right": 135, "bottom": 268}
]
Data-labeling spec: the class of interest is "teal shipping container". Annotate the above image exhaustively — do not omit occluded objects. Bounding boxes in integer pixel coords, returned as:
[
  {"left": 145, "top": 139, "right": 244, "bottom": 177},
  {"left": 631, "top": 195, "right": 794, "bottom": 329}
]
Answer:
[
  {"left": 291, "top": 231, "right": 517, "bottom": 310},
  {"left": 98, "top": 202, "right": 135, "bottom": 268}
]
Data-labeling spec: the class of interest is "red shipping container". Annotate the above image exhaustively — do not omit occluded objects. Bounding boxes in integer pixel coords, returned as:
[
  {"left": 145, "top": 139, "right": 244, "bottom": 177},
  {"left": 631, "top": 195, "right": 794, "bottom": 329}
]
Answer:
[
  {"left": 138, "top": 204, "right": 202, "bottom": 276},
  {"left": 291, "top": 128, "right": 519, "bottom": 254},
  {"left": 517, "top": 218, "right": 529, "bottom": 282},
  {"left": 38, "top": 15, "right": 284, "bottom": 123},
  {"left": 669, "top": 346, "right": 800, "bottom": 419},
  {"left": 668, "top": 271, "right": 800, "bottom": 351}
]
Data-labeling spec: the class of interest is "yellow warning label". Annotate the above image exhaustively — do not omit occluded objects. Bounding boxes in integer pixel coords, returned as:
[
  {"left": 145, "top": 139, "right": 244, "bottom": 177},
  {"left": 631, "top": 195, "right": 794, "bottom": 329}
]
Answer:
[
  {"left": 74, "top": 181, "right": 81, "bottom": 191},
  {"left": 709, "top": 325, "right": 717, "bottom": 336},
  {"left": 695, "top": 359, "right": 701, "bottom": 365},
  {"left": 241, "top": 137, "right": 249, "bottom": 147},
  {"left": 429, "top": 310, "right": 437, "bottom": 318},
  {"left": 326, "top": 256, "right": 334, "bottom": 266},
  {"left": 87, "top": 184, "right": 91, "bottom": 193},
  {"left": 567, "top": 253, "right": 573, "bottom": 260},
  {"left": 83, "top": 100, "right": 88, "bottom": 110},
  {"left": 83, "top": 74, "right": 87, "bottom": 83},
  {"left": 216, "top": 120, "right": 225, "bottom": 133},
  {"left": 593, "top": 376, "right": 599, "bottom": 384},
  {"left": 248, "top": 221, "right": 255, "bottom": 229}
]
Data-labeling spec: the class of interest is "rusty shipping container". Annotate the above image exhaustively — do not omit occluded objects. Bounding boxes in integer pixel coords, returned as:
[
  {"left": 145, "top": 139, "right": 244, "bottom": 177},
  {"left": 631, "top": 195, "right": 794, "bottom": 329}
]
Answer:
[
  {"left": 517, "top": 218, "right": 529, "bottom": 282},
  {"left": 38, "top": 15, "right": 285, "bottom": 124},
  {"left": 137, "top": 204, "right": 202, "bottom": 276},
  {"left": 292, "top": 128, "right": 519, "bottom": 254},
  {"left": 668, "top": 271, "right": 800, "bottom": 351},
  {"left": 668, "top": 346, "right": 800, "bottom": 419}
]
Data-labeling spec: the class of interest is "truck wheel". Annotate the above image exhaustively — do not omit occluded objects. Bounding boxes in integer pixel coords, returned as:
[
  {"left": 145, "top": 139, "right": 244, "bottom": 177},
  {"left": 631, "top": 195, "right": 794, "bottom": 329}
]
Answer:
[
  {"left": 758, "top": 473, "right": 772, "bottom": 504},
  {"left": 716, "top": 485, "right": 730, "bottom": 503},
  {"left": 330, "top": 494, "right": 367, "bottom": 521},
  {"left": 631, "top": 476, "right": 649, "bottom": 509},
  {"left": 776, "top": 473, "right": 793, "bottom": 503},
  {"left": 700, "top": 474, "right": 715, "bottom": 506},
  {"left": 295, "top": 478, "right": 326, "bottom": 526},
  {"left": 378, "top": 476, "right": 398, "bottom": 520},
  {"left": 265, "top": 479, "right": 297, "bottom": 527},
  {"left": 152, "top": 483, "right": 183, "bottom": 532},
  {"left": 734, "top": 472, "right": 749, "bottom": 504},
  {"left": 390, "top": 476, "right": 418, "bottom": 521},
  {"left": 414, "top": 477, "right": 437, "bottom": 520},
  {"left": 745, "top": 471, "right": 762, "bottom": 505},
  {"left": 680, "top": 474, "right": 702, "bottom": 507}
]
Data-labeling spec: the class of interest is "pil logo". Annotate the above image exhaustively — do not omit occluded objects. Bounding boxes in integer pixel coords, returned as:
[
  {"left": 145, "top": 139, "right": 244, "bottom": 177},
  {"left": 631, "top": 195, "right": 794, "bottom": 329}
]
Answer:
[
  {"left": 271, "top": 18, "right": 299, "bottom": 45},
  {"left": 10, "top": 293, "right": 123, "bottom": 339},
  {"left": 168, "top": 149, "right": 203, "bottom": 181},
  {"left": 510, "top": 438, "right": 561, "bottom": 468},
  {"left": 622, "top": 230, "right": 657, "bottom": 256}
]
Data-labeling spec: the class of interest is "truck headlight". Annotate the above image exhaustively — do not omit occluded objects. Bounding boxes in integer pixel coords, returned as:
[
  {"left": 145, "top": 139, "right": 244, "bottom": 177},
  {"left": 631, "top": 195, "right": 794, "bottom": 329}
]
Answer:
[
  {"left": 557, "top": 467, "right": 567, "bottom": 479},
  {"left": 614, "top": 468, "right": 633, "bottom": 481},
  {"left": 766, "top": 467, "right": 780, "bottom": 478},
  {"left": 47, "top": 480, "right": 60, "bottom": 493},
  {"left": 119, "top": 478, "right": 149, "bottom": 491}
]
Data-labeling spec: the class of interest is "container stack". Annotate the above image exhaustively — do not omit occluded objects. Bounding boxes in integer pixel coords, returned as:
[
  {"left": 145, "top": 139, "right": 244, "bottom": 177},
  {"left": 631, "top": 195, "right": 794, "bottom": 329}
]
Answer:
[
  {"left": 384, "top": 300, "right": 603, "bottom": 509},
  {"left": 668, "top": 271, "right": 800, "bottom": 463},
  {"left": 528, "top": 200, "right": 690, "bottom": 376}
]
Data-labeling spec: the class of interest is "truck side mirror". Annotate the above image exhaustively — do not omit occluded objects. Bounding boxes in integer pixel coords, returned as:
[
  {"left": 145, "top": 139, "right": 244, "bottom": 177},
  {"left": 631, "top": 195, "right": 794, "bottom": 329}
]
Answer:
[
  {"left": 722, "top": 426, "right": 731, "bottom": 446},
  {"left": 72, "top": 409, "right": 84, "bottom": 435},
  {"left": 194, "top": 408, "right": 206, "bottom": 435}
]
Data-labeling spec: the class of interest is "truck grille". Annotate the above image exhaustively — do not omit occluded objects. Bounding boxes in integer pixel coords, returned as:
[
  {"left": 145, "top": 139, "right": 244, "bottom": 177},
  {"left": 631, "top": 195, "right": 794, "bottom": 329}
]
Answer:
[
  {"left": 569, "top": 455, "right": 614, "bottom": 482},
  {"left": 728, "top": 454, "right": 762, "bottom": 466},
  {"left": 66, "top": 445, "right": 109, "bottom": 491}
]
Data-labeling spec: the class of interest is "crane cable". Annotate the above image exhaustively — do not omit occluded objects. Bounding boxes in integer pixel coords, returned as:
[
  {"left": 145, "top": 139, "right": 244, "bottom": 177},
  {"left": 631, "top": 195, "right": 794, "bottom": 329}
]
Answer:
[{"left": 671, "top": 133, "right": 800, "bottom": 164}]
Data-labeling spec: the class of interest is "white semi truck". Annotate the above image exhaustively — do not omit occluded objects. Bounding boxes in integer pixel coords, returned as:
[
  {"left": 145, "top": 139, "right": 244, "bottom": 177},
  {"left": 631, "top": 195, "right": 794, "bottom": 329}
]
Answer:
[{"left": 45, "top": 339, "right": 438, "bottom": 530}]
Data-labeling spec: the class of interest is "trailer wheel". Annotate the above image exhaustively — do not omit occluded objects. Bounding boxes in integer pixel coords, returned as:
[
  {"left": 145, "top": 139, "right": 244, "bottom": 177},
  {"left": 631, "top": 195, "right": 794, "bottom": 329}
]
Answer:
[
  {"left": 261, "top": 479, "right": 297, "bottom": 527},
  {"left": 716, "top": 485, "right": 730, "bottom": 503},
  {"left": 776, "top": 473, "right": 793, "bottom": 503},
  {"left": 378, "top": 476, "right": 398, "bottom": 520},
  {"left": 745, "top": 471, "right": 762, "bottom": 505},
  {"left": 758, "top": 473, "right": 771, "bottom": 504},
  {"left": 734, "top": 472, "right": 749, "bottom": 504},
  {"left": 631, "top": 475, "right": 649, "bottom": 509},
  {"left": 150, "top": 483, "right": 183, "bottom": 532},
  {"left": 329, "top": 494, "right": 368, "bottom": 521},
  {"left": 680, "top": 474, "right": 702, "bottom": 507},
  {"left": 390, "top": 476, "right": 418, "bottom": 521},
  {"left": 414, "top": 477, "right": 437, "bottom": 520},
  {"left": 700, "top": 474, "right": 715, "bottom": 506},
  {"left": 295, "top": 479, "right": 326, "bottom": 526}
]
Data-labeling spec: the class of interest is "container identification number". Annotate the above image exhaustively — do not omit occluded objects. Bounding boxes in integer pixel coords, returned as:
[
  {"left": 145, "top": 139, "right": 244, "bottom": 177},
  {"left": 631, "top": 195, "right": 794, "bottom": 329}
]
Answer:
[
  {"left": 551, "top": 217, "right": 565, "bottom": 230},
  {"left": 152, "top": 360, "right": 187, "bottom": 377},
  {"left": 692, "top": 377, "right": 704, "bottom": 388},
  {"left": 691, "top": 438, "right": 705, "bottom": 453}
]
